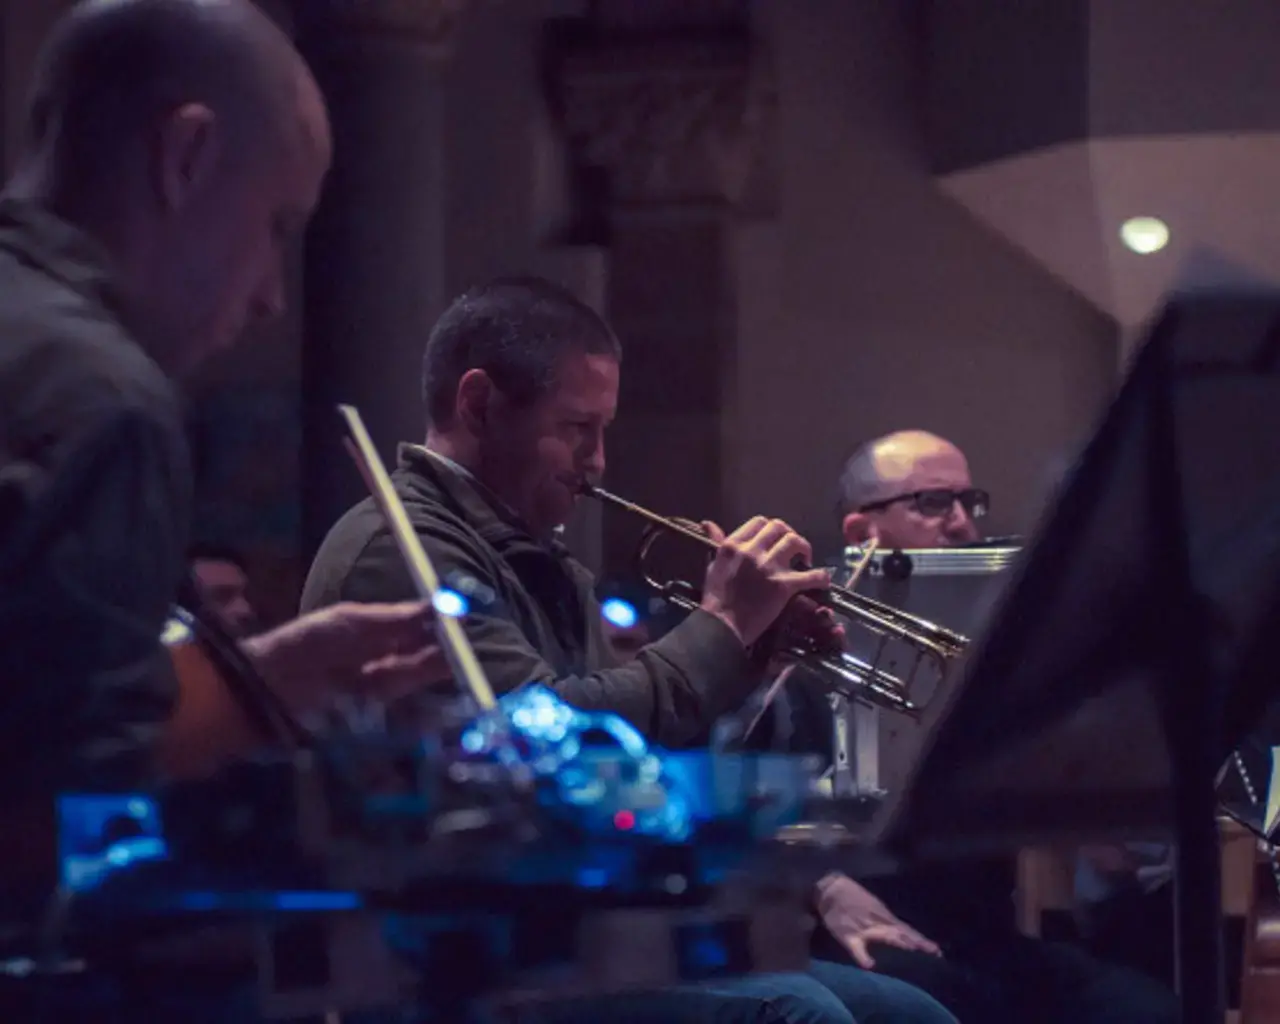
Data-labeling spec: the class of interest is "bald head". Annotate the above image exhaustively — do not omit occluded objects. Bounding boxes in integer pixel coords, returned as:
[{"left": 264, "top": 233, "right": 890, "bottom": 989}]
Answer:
[
  {"left": 838, "top": 430, "right": 984, "bottom": 548},
  {"left": 10, "top": 0, "right": 331, "bottom": 372},
  {"left": 26, "top": 0, "right": 319, "bottom": 168}
]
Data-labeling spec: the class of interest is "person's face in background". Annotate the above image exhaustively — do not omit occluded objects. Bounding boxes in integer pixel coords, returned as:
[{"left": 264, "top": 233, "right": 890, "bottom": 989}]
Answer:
[
  {"left": 842, "top": 433, "right": 984, "bottom": 549},
  {"left": 191, "top": 556, "right": 258, "bottom": 636}
]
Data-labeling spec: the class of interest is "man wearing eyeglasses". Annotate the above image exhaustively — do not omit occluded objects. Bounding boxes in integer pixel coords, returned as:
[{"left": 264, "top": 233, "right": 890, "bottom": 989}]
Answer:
[
  {"left": 838, "top": 433, "right": 1177, "bottom": 992},
  {"left": 781, "top": 430, "right": 1179, "bottom": 1024},
  {"left": 835, "top": 430, "right": 985, "bottom": 551}
]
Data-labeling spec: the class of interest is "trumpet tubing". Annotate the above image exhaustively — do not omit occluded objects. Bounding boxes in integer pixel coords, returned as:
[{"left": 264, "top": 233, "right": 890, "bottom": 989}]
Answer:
[{"left": 579, "top": 483, "right": 969, "bottom": 717}]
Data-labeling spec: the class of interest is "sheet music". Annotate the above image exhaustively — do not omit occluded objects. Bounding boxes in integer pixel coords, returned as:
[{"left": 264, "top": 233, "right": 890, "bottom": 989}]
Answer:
[
  {"left": 1266, "top": 746, "right": 1280, "bottom": 837},
  {"left": 876, "top": 291, "right": 1280, "bottom": 853},
  {"left": 337, "top": 404, "right": 498, "bottom": 712}
]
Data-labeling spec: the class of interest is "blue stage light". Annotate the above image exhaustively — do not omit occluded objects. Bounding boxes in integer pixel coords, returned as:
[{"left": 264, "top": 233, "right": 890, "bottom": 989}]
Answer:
[
  {"left": 601, "top": 597, "right": 637, "bottom": 629},
  {"left": 432, "top": 588, "right": 468, "bottom": 617}
]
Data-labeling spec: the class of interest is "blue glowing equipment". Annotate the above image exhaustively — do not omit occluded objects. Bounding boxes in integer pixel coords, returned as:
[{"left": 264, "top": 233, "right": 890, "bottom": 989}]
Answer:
[
  {"left": 601, "top": 597, "right": 638, "bottom": 629},
  {"left": 58, "top": 793, "right": 169, "bottom": 893},
  {"left": 462, "top": 684, "right": 692, "bottom": 842},
  {"left": 52, "top": 689, "right": 815, "bottom": 932},
  {"left": 432, "top": 588, "right": 468, "bottom": 617}
]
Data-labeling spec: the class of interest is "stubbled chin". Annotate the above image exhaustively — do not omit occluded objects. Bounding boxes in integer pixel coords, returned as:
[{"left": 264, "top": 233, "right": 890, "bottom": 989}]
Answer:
[{"left": 549, "top": 492, "right": 578, "bottom": 532}]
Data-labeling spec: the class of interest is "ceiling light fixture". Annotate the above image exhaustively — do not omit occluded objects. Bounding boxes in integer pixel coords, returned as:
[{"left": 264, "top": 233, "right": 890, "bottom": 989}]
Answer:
[{"left": 1120, "top": 216, "right": 1170, "bottom": 255}]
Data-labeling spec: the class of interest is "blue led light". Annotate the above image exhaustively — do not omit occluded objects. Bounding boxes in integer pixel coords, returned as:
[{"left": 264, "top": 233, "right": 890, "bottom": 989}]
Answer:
[
  {"left": 104, "top": 836, "right": 166, "bottom": 867},
  {"left": 59, "top": 794, "right": 169, "bottom": 893},
  {"left": 126, "top": 797, "right": 152, "bottom": 820},
  {"left": 680, "top": 927, "right": 731, "bottom": 973},
  {"left": 432, "top": 588, "right": 468, "bottom": 617},
  {"left": 274, "top": 891, "right": 362, "bottom": 912},
  {"left": 173, "top": 891, "right": 362, "bottom": 913},
  {"left": 601, "top": 598, "right": 637, "bottom": 629}
]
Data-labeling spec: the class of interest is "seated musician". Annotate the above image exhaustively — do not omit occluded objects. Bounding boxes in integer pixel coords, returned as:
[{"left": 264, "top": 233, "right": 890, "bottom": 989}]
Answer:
[
  {"left": 189, "top": 542, "right": 260, "bottom": 637},
  {"left": 0, "top": 3, "right": 452, "bottom": 1018},
  {"left": 1075, "top": 841, "right": 1175, "bottom": 989},
  {"left": 302, "top": 277, "right": 959, "bottom": 1024},
  {"left": 784, "top": 429, "right": 1180, "bottom": 1024}
]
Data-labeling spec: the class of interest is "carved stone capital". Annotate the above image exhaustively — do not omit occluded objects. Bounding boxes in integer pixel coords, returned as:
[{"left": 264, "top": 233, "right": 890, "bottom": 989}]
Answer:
[
  {"left": 554, "top": 38, "right": 775, "bottom": 211},
  {"left": 294, "top": 0, "right": 468, "bottom": 58}
]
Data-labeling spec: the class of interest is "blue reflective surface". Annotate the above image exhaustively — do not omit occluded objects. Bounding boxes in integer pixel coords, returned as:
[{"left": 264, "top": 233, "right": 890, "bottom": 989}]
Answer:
[
  {"left": 59, "top": 794, "right": 168, "bottom": 892},
  {"left": 56, "top": 689, "right": 812, "bottom": 917},
  {"left": 462, "top": 684, "right": 692, "bottom": 842}
]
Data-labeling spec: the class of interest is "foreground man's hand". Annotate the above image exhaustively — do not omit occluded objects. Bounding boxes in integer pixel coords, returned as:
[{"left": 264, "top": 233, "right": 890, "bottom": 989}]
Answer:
[
  {"left": 815, "top": 871, "right": 941, "bottom": 970},
  {"left": 242, "top": 600, "right": 452, "bottom": 711},
  {"left": 699, "top": 517, "right": 832, "bottom": 646},
  {"left": 781, "top": 598, "right": 846, "bottom": 653}
]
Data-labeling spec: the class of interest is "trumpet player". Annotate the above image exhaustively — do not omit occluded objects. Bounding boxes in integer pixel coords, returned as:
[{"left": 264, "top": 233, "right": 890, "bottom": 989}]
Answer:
[
  {"left": 782, "top": 430, "right": 1178, "bottom": 1024},
  {"left": 304, "top": 275, "right": 837, "bottom": 746},
  {"left": 302, "top": 277, "right": 959, "bottom": 1024}
]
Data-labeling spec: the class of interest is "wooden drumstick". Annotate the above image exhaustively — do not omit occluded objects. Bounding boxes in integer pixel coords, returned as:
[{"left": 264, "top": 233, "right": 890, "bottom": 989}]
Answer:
[
  {"left": 845, "top": 536, "right": 879, "bottom": 590},
  {"left": 337, "top": 405, "right": 497, "bottom": 712}
]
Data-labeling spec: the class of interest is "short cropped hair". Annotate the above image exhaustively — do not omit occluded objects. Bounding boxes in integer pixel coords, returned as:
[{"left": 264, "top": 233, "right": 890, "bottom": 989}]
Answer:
[
  {"left": 23, "top": 0, "right": 280, "bottom": 187},
  {"left": 422, "top": 276, "right": 621, "bottom": 429},
  {"left": 187, "top": 543, "right": 247, "bottom": 571},
  {"left": 835, "top": 441, "right": 883, "bottom": 520}
]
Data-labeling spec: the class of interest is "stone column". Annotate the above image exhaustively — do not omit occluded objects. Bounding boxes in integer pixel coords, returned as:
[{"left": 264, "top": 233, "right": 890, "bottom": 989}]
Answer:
[
  {"left": 549, "top": 17, "right": 774, "bottom": 575},
  {"left": 293, "top": 0, "right": 466, "bottom": 559}
]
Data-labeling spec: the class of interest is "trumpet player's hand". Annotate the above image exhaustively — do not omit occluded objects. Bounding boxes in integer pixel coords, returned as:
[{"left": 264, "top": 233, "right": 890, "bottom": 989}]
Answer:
[
  {"left": 699, "top": 517, "right": 832, "bottom": 647},
  {"left": 782, "top": 598, "right": 846, "bottom": 653}
]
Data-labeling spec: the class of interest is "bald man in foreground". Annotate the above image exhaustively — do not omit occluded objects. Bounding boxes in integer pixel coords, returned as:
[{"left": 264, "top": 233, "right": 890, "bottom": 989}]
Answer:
[
  {"left": 780, "top": 430, "right": 1180, "bottom": 1023},
  {"left": 0, "top": 2, "right": 453, "bottom": 1017},
  {"left": 0, "top": 0, "right": 452, "bottom": 788}
]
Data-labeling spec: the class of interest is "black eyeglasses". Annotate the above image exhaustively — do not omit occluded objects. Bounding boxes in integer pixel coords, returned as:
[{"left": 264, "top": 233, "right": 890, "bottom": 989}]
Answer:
[{"left": 859, "top": 487, "right": 989, "bottom": 520}]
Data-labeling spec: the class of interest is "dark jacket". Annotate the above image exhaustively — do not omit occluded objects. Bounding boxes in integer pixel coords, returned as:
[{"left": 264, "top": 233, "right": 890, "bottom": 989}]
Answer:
[
  {"left": 300, "top": 445, "right": 758, "bottom": 746},
  {"left": 0, "top": 199, "right": 190, "bottom": 797}
]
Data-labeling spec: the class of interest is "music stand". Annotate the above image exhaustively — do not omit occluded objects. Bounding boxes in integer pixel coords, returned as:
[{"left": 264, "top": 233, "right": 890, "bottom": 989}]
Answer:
[{"left": 871, "top": 289, "right": 1280, "bottom": 1024}]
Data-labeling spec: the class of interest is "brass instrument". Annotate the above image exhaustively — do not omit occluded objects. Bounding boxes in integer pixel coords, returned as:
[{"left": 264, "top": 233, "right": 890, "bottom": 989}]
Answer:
[{"left": 578, "top": 483, "right": 969, "bottom": 718}]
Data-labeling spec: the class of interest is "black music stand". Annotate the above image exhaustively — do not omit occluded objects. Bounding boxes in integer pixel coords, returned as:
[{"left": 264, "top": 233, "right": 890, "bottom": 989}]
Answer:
[{"left": 871, "top": 289, "right": 1280, "bottom": 1024}]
